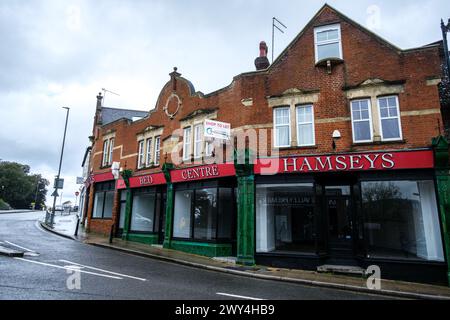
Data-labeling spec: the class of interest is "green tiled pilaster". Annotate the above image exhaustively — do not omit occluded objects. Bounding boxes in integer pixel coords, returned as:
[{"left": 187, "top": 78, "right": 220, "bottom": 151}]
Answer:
[
  {"left": 432, "top": 136, "right": 450, "bottom": 286},
  {"left": 162, "top": 163, "right": 174, "bottom": 249},
  {"left": 234, "top": 148, "right": 256, "bottom": 266}
]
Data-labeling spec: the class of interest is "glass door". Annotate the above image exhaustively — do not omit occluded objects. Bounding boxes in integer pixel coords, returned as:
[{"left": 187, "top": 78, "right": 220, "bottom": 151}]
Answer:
[{"left": 325, "top": 186, "right": 354, "bottom": 258}]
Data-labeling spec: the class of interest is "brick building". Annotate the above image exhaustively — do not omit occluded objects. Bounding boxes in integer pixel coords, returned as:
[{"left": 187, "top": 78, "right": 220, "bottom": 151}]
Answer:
[{"left": 83, "top": 4, "right": 450, "bottom": 284}]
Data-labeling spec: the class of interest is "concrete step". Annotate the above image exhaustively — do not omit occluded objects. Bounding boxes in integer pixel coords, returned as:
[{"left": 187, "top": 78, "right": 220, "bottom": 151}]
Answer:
[
  {"left": 0, "top": 245, "right": 24, "bottom": 257},
  {"left": 317, "top": 264, "right": 365, "bottom": 276}
]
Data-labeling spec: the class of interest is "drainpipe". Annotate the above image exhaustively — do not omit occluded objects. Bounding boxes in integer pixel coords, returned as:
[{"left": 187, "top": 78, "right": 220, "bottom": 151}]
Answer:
[
  {"left": 432, "top": 135, "right": 450, "bottom": 286},
  {"left": 234, "top": 148, "right": 256, "bottom": 266}
]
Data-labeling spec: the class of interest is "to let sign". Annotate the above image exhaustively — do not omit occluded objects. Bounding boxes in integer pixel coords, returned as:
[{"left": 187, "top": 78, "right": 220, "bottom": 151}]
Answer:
[
  {"left": 254, "top": 150, "right": 434, "bottom": 175},
  {"left": 204, "top": 119, "right": 231, "bottom": 140}
]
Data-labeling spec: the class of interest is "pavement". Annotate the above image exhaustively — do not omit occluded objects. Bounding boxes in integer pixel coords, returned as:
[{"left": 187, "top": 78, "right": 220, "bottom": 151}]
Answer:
[{"left": 38, "top": 211, "right": 450, "bottom": 300}]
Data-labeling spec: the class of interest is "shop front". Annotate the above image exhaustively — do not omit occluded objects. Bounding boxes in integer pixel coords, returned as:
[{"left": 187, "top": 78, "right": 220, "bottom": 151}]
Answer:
[
  {"left": 254, "top": 149, "right": 448, "bottom": 283},
  {"left": 165, "top": 163, "right": 237, "bottom": 257},
  {"left": 116, "top": 173, "right": 167, "bottom": 245}
]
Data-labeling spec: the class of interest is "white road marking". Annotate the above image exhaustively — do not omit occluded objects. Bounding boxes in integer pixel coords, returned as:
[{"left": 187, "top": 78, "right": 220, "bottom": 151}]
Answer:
[
  {"left": 59, "top": 259, "right": 147, "bottom": 282},
  {"left": 4, "top": 241, "right": 36, "bottom": 253},
  {"left": 14, "top": 258, "right": 122, "bottom": 280},
  {"left": 216, "top": 292, "right": 265, "bottom": 300}
]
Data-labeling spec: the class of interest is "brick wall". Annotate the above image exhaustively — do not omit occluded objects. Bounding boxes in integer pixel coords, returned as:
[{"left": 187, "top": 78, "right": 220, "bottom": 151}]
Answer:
[{"left": 85, "top": 5, "right": 445, "bottom": 234}]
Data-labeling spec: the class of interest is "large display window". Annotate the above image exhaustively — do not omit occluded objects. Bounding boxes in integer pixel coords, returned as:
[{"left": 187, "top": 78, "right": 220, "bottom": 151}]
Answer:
[
  {"left": 129, "top": 188, "right": 157, "bottom": 233},
  {"left": 361, "top": 179, "right": 444, "bottom": 261},
  {"left": 256, "top": 183, "right": 315, "bottom": 254},
  {"left": 172, "top": 181, "right": 236, "bottom": 241},
  {"left": 92, "top": 181, "right": 115, "bottom": 219}
]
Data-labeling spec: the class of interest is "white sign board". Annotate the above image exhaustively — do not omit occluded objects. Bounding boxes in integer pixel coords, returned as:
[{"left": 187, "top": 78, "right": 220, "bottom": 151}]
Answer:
[{"left": 204, "top": 119, "right": 231, "bottom": 140}]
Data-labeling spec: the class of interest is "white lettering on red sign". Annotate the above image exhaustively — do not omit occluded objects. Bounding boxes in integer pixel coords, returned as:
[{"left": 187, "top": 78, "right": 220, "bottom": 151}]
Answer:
[
  {"left": 138, "top": 175, "right": 153, "bottom": 186},
  {"left": 282, "top": 153, "right": 395, "bottom": 172},
  {"left": 180, "top": 165, "right": 220, "bottom": 181}
]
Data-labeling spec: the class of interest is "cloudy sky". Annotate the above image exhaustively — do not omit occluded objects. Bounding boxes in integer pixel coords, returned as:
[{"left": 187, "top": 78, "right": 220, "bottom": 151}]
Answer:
[{"left": 0, "top": 0, "right": 449, "bottom": 206}]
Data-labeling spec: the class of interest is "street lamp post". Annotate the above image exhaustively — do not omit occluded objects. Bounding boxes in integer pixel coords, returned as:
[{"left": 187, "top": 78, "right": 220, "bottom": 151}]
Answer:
[
  {"left": 441, "top": 19, "right": 450, "bottom": 77},
  {"left": 50, "top": 107, "right": 70, "bottom": 227}
]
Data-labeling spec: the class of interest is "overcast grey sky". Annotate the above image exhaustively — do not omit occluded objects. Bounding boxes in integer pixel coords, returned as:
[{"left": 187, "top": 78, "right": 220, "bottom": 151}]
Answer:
[{"left": 0, "top": 0, "right": 449, "bottom": 206}]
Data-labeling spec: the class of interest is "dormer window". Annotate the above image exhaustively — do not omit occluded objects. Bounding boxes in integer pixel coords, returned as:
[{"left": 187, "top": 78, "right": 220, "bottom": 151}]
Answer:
[{"left": 314, "top": 24, "right": 342, "bottom": 63}]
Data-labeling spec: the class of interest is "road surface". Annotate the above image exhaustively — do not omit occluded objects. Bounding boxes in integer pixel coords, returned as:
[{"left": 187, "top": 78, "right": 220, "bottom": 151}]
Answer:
[{"left": 0, "top": 211, "right": 393, "bottom": 300}]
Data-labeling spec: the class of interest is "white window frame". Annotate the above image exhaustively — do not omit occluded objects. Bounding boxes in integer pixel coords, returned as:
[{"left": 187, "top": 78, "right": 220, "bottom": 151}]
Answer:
[
  {"left": 273, "top": 107, "right": 291, "bottom": 148},
  {"left": 154, "top": 136, "right": 161, "bottom": 166},
  {"left": 314, "top": 23, "right": 343, "bottom": 63},
  {"left": 296, "top": 104, "right": 315, "bottom": 147},
  {"left": 193, "top": 124, "right": 203, "bottom": 159},
  {"left": 145, "top": 138, "right": 153, "bottom": 166},
  {"left": 137, "top": 140, "right": 145, "bottom": 169},
  {"left": 183, "top": 127, "right": 192, "bottom": 161},
  {"left": 102, "top": 139, "right": 109, "bottom": 167},
  {"left": 108, "top": 138, "right": 114, "bottom": 165},
  {"left": 350, "top": 99, "right": 374, "bottom": 143},
  {"left": 205, "top": 138, "right": 213, "bottom": 157},
  {"left": 377, "top": 95, "right": 403, "bottom": 141}
]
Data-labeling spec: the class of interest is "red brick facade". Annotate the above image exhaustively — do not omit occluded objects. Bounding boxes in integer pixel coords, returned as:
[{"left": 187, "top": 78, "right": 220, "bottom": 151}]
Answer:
[{"left": 85, "top": 4, "right": 445, "bottom": 235}]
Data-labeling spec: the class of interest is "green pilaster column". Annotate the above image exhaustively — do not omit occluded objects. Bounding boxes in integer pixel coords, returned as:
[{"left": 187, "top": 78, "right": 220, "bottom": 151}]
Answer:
[
  {"left": 121, "top": 169, "right": 133, "bottom": 241},
  {"left": 162, "top": 163, "right": 174, "bottom": 249},
  {"left": 234, "top": 149, "right": 256, "bottom": 266},
  {"left": 432, "top": 136, "right": 450, "bottom": 286}
]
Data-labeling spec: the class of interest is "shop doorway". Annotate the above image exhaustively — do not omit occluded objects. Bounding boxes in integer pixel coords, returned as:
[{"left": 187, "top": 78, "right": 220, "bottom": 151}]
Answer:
[
  {"left": 156, "top": 192, "right": 166, "bottom": 244},
  {"left": 325, "top": 185, "right": 354, "bottom": 262}
]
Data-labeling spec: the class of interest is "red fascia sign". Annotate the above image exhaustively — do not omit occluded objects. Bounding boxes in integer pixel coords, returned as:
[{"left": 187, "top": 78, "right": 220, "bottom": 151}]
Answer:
[
  {"left": 91, "top": 172, "right": 114, "bottom": 183},
  {"left": 116, "top": 173, "right": 166, "bottom": 190},
  {"left": 254, "top": 150, "right": 434, "bottom": 175},
  {"left": 171, "top": 163, "right": 236, "bottom": 183}
]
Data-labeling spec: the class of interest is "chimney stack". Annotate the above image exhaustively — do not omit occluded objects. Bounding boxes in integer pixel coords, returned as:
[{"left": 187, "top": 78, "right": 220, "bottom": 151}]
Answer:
[
  {"left": 254, "top": 41, "right": 270, "bottom": 70},
  {"left": 96, "top": 92, "right": 103, "bottom": 110}
]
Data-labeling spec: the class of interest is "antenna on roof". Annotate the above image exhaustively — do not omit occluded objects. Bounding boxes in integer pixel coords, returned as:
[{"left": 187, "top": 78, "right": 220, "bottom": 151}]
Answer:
[
  {"left": 272, "top": 17, "right": 287, "bottom": 64},
  {"left": 101, "top": 88, "right": 120, "bottom": 107}
]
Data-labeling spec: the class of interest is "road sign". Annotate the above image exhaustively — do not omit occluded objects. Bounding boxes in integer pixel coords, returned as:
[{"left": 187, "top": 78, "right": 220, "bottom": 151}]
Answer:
[
  {"left": 51, "top": 190, "right": 59, "bottom": 197},
  {"left": 76, "top": 177, "right": 84, "bottom": 184},
  {"left": 204, "top": 119, "right": 231, "bottom": 140},
  {"left": 53, "top": 178, "right": 64, "bottom": 189},
  {"left": 75, "top": 191, "right": 79, "bottom": 196}
]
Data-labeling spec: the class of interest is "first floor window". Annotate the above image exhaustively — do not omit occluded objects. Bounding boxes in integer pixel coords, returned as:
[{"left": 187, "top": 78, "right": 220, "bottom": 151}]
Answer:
[
  {"left": 137, "top": 140, "right": 144, "bottom": 168},
  {"left": 351, "top": 99, "right": 372, "bottom": 142},
  {"left": 194, "top": 124, "right": 203, "bottom": 159},
  {"left": 361, "top": 179, "right": 444, "bottom": 261},
  {"left": 378, "top": 96, "right": 402, "bottom": 141},
  {"left": 205, "top": 139, "right": 213, "bottom": 157},
  {"left": 273, "top": 107, "right": 290, "bottom": 147},
  {"left": 108, "top": 138, "right": 114, "bottom": 164},
  {"left": 296, "top": 104, "right": 315, "bottom": 146},
  {"left": 130, "top": 191, "right": 156, "bottom": 233},
  {"left": 154, "top": 136, "right": 161, "bottom": 166},
  {"left": 256, "top": 183, "right": 315, "bottom": 253},
  {"left": 183, "top": 127, "right": 192, "bottom": 161},
  {"left": 102, "top": 139, "right": 109, "bottom": 167},
  {"left": 145, "top": 138, "right": 152, "bottom": 166}
]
